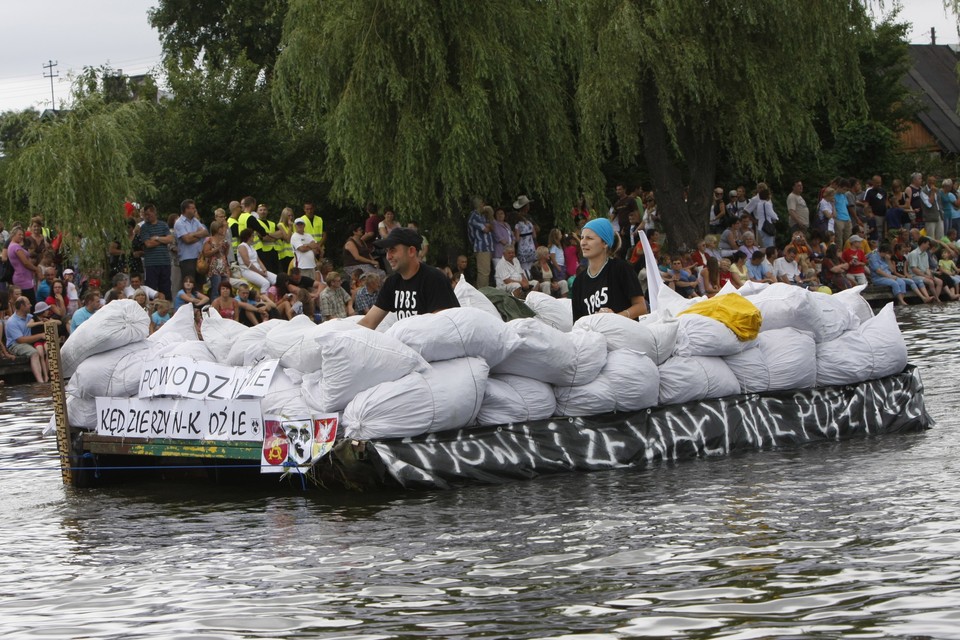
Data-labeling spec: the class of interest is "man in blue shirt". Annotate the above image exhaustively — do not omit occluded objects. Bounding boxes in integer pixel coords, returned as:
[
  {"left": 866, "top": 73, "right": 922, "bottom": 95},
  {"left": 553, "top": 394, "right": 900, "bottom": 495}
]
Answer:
[
  {"left": 746, "top": 250, "right": 775, "bottom": 283},
  {"left": 867, "top": 244, "right": 909, "bottom": 305},
  {"left": 5, "top": 296, "right": 45, "bottom": 383},
  {"left": 665, "top": 257, "right": 698, "bottom": 298},
  {"left": 467, "top": 199, "right": 494, "bottom": 289},
  {"left": 69, "top": 292, "right": 102, "bottom": 333},
  {"left": 174, "top": 199, "right": 209, "bottom": 290}
]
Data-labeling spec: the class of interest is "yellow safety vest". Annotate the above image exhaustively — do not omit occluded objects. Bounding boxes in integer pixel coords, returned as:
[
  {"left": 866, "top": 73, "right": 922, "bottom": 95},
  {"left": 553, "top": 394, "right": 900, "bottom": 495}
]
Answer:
[
  {"left": 237, "top": 212, "right": 253, "bottom": 236},
  {"left": 302, "top": 214, "right": 324, "bottom": 240},
  {"left": 277, "top": 222, "right": 294, "bottom": 261},
  {"left": 258, "top": 218, "right": 278, "bottom": 254},
  {"left": 228, "top": 217, "right": 240, "bottom": 249}
]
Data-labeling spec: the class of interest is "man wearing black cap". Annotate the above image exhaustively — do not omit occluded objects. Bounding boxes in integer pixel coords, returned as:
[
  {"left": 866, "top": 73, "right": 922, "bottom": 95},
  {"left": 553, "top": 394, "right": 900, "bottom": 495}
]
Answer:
[{"left": 358, "top": 227, "right": 459, "bottom": 330}]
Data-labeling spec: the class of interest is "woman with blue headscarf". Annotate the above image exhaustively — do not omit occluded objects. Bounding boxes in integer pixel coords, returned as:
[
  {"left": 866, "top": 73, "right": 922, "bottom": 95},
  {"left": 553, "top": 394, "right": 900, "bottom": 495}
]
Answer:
[{"left": 571, "top": 218, "right": 647, "bottom": 322}]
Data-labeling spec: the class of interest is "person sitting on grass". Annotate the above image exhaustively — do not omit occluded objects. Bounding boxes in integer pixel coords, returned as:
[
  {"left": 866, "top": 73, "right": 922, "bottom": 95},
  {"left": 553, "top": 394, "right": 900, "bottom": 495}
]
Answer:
[
  {"left": 150, "top": 299, "right": 172, "bottom": 333},
  {"left": 174, "top": 275, "right": 210, "bottom": 312},
  {"left": 663, "top": 255, "right": 698, "bottom": 297},
  {"left": 211, "top": 282, "right": 241, "bottom": 320},
  {"left": 318, "top": 271, "right": 354, "bottom": 321},
  {"left": 495, "top": 244, "right": 537, "bottom": 298}
]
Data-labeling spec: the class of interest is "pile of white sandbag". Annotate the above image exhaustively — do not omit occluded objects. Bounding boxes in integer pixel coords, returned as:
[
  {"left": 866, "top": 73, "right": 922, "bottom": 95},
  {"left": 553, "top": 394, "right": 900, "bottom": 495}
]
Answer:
[{"left": 52, "top": 279, "right": 907, "bottom": 442}]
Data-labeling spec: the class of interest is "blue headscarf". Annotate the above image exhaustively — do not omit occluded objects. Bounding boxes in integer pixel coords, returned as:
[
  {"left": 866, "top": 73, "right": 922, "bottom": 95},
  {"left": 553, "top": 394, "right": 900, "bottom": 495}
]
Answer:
[{"left": 583, "top": 218, "right": 615, "bottom": 248}]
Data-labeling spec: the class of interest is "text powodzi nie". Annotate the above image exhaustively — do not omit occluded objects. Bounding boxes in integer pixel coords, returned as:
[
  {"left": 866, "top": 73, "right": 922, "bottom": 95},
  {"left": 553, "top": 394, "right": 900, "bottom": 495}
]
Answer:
[{"left": 94, "top": 357, "right": 279, "bottom": 441}]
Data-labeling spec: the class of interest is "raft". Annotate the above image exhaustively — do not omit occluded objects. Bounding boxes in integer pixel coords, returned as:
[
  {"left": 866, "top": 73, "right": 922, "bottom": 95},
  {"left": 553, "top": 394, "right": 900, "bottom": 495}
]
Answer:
[{"left": 63, "top": 365, "right": 931, "bottom": 491}]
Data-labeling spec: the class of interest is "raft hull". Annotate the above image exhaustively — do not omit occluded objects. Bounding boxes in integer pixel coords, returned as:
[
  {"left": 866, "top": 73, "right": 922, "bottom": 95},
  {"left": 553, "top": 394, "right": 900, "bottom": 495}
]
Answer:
[{"left": 72, "top": 366, "right": 932, "bottom": 491}]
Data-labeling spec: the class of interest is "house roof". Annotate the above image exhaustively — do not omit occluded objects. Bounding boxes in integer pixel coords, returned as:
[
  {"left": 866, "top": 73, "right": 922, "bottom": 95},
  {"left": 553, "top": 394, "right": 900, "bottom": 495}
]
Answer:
[{"left": 903, "top": 45, "right": 960, "bottom": 154}]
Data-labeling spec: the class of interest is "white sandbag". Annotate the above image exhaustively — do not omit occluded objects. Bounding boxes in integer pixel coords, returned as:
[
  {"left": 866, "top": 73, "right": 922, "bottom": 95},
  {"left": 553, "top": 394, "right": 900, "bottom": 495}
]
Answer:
[
  {"left": 492, "top": 319, "right": 607, "bottom": 386},
  {"left": 148, "top": 303, "right": 199, "bottom": 345},
  {"left": 226, "top": 319, "right": 286, "bottom": 366},
  {"left": 375, "top": 312, "right": 398, "bottom": 333},
  {"left": 342, "top": 357, "right": 489, "bottom": 440},
  {"left": 657, "top": 285, "right": 704, "bottom": 317},
  {"left": 66, "top": 394, "right": 97, "bottom": 429},
  {"left": 555, "top": 349, "right": 660, "bottom": 416},
  {"left": 738, "top": 281, "right": 769, "bottom": 297},
  {"left": 573, "top": 314, "right": 678, "bottom": 365},
  {"left": 524, "top": 291, "right": 573, "bottom": 333},
  {"left": 200, "top": 308, "right": 246, "bottom": 362},
  {"left": 716, "top": 280, "right": 740, "bottom": 296},
  {"left": 673, "top": 313, "right": 756, "bottom": 357},
  {"left": 385, "top": 307, "right": 518, "bottom": 366},
  {"left": 724, "top": 328, "right": 817, "bottom": 393},
  {"left": 61, "top": 299, "right": 150, "bottom": 377},
  {"left": 861, "top": 303, "right": 907, "bottom": 378},
  {"left": 454, "top": 276, "right": 501, "bottom": 319},
  {"left": 67, "top": 341, "right": 152, "bottom": 399},
  {"left": 155, "top": 340, "right": 216, "bottom": 362},
  {"left": 658, "top": 356, "right": 741, "bottom": 405},
  {"left": 476, "top": 374, "right": 557, "bottom": 426},
  {"left": 749, "top": 283, "right": 823, "bottom": 340},
  {"left": 816, "top": 303, "right": 906, "bottom": 386},
  {"left": 265, "top": 316, "right": 362, "bottom": 373},
  {"left": 807, "top": 291, "right": 858, "bottom": 342},
  {"left": 834, "top": 284, "right": 874, "bottom": 324},
  {"left": 300, "top": 329, "right": 430, "bottom": 413},
  {"left": 260, "top": 368, "right": 311, "bottom": 419}
]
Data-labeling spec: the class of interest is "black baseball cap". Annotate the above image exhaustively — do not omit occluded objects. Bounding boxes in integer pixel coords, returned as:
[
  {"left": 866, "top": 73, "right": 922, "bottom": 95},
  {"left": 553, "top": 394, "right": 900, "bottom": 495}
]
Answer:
[{"left": 374, "top": 227, "right": 422, "bottom": 250}]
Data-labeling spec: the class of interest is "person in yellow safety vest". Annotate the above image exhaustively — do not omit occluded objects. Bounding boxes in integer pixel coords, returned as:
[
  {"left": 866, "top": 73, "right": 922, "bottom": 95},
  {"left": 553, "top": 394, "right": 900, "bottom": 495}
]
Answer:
[
  {"left": 276, "top": 207, "right": 295, "bottom": 274},
  {"left": 301, "top": 201, "right": 326, "bottom": 254},
  {"left": 227, "top": 200, "right": 242, "bottom": 255},
  {"left": 255, "top": 203, "right": 281, "bottom": 275},
  {"left": 236, "top": 196, "right": 258, "bottom": 254}
]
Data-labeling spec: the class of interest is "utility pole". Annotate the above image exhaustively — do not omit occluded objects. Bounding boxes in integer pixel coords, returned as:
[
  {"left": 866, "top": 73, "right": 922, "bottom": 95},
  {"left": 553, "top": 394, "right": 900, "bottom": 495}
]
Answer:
[{"left": 42, "top": 60, "right": 59, "bottom": 110}]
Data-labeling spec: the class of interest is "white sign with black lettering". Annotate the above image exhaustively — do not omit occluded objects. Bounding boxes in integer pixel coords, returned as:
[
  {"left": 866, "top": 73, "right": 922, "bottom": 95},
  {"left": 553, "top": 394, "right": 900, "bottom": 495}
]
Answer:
[
  {"left": 95, "top": 397, "right": 264, "bottom": 441},
  {"left": 138, "top": 357, "right": 278, "bottom": 400}
]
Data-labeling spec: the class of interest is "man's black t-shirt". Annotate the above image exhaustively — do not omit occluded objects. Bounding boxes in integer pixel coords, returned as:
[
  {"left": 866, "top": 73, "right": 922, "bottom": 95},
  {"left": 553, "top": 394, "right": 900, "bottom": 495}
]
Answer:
[
  {"left": 375, "top": 262, "right": 460, "bottom": 319},
  {"left": 864, "top": 187, "right": 887, "bottom": 216},
  {"left": 572, "top": 257, "right": 643, "bottom": 321},
  {"left": 612, "top": 196, "right": 638, "bottom": 236}
]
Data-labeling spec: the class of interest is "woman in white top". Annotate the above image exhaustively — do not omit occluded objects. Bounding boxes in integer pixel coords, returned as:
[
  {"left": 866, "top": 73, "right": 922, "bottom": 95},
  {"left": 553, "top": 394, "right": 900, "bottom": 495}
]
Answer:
[{"left": 237, "top": 227, "right": 277, "bottom": 291}]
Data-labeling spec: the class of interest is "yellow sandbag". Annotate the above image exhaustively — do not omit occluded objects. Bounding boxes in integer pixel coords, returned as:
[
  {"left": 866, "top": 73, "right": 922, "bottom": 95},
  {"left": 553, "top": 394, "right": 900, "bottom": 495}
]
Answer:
[{"left": 678, "top": 294, "right": 762, "bottom": 341}]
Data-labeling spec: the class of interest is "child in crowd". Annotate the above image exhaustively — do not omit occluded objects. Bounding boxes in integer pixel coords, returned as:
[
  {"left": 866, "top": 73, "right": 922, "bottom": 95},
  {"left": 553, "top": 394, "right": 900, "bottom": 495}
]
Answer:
[{"left": 150, "top": 299, "right": 171, "bottom": 334}]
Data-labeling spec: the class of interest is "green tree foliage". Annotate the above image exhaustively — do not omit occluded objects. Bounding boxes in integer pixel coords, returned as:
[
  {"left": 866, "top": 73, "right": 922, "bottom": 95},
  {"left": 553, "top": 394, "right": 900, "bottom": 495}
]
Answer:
[
  {"left": 4, "top": 88, "right": 153, "bottom": 267},
  {"left": 575, "top": 0, "right": 868, "bottom": 250},
  {"left": 148, "top": 0, "right": 287, "bottom": 73},
  {"left": 272, "top": 0, "right": 582, "bottom": 241},
  {"left": 134, "top": 58, "right": 327, "bottom": 217}
]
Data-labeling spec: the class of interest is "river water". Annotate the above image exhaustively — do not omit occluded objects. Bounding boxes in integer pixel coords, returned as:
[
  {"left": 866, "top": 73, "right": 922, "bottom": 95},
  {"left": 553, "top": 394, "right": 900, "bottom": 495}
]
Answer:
[{"left": 1, "top": 304, "right": 958, "bottom": 639}]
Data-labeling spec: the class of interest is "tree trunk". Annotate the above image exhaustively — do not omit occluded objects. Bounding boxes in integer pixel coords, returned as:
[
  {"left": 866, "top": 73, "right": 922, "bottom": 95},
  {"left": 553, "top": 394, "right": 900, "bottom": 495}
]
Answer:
[{"left": 640, "top": 85, "right": 717, "bottom": 253}]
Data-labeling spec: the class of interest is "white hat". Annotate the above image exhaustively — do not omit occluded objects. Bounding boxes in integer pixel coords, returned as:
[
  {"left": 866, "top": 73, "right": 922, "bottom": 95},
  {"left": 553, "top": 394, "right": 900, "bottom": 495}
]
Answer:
[
  {"left": 849, "top": 235, "right": 863, "bottom": 243},
  {"left": 62, "top": 268, "right": 75, "bottom": 276},
  {"left": 294, "top": 217, "right": 307, "bottom": 225},
  {"left": 512, "top": 195, "right": 534, "bottom": 210},
  {"left": 34, "top": 301, "right": 51, "bottom": 314}
]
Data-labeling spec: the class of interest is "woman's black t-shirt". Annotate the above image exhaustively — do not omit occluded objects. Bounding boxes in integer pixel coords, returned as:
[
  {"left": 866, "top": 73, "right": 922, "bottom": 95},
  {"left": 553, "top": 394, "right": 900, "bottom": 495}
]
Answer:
[{"left": 572, "top": 257, "right": 643, "bottom": 322}]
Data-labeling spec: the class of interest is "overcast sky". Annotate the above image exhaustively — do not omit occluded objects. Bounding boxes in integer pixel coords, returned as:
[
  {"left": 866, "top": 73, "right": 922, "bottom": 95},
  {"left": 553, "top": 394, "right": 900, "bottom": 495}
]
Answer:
[{"left": 1, "top": 0, "right": 958, "bottom": 114}]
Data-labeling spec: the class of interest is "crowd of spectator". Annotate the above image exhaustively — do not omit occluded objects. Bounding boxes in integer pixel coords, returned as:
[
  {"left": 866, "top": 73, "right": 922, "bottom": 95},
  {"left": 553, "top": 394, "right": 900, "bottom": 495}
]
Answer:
[{"left": 3, "top": 171, "right": 959, "bottom": 384}]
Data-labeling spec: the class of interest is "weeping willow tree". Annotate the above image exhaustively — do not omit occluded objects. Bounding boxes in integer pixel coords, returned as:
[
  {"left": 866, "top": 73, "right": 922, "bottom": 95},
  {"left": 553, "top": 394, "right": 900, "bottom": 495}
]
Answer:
[
  {"left": 6, "top": 79, "right": 153, "bottom": 269},
  {"left": 272, "top": 0, "right": 583, "bottom": 239},
  {"left": 575, "top": 0, "right": 869, "bottom": 250}
]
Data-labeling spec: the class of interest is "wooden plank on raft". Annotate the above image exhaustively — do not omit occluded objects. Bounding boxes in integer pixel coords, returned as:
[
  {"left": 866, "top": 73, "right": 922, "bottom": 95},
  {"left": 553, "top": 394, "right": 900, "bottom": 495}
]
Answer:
[
  {"left": 45, "top": 321, "right": 72, "bottom": 486},
  {"left": 81, "top": 434, "right": 263, "bottom": 460}
]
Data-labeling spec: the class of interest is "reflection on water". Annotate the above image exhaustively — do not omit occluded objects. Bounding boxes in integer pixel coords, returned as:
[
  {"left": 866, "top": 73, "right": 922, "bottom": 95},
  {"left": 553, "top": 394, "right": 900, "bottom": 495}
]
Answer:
[{"left": 1, "top": 304, "right": 959, "bottom": 638}]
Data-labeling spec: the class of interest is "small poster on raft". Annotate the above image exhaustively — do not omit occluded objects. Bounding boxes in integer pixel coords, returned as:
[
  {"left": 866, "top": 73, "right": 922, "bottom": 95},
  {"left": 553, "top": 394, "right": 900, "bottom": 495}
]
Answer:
[{"left": 260, "top": 414, "right": 339, "bottom": 474}]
